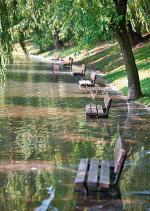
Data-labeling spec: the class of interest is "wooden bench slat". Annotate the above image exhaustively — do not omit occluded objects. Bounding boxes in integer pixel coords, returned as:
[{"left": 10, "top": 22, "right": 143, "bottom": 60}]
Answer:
[
  {"left": 99, "top": 160, "right": 110, "bottom": 189},
  {"left": 87, "top": 159, "right": 99, "bottom": 186},
  {"left": 99, "top": 160, "right": 114, "bottom": 168},
  {"left": 75, "top": 158, "right": 89, "bottom": 184}
]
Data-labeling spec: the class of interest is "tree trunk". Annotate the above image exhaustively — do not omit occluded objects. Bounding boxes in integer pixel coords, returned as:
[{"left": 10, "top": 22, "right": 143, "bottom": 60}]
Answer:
[
  {"left": 113, "top": 0, "right": 142, "bottom": 100},
  {"left": 52, "top": 30, "right": 63, "bottom": 50},
  {"left": 115, "top": 22, "right": 142, "bottom": 100}
]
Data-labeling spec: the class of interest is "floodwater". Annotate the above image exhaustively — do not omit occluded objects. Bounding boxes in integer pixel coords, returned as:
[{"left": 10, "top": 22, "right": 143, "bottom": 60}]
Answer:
[{"left": 0, "top": 56, "right": 150, "bottom": 211}]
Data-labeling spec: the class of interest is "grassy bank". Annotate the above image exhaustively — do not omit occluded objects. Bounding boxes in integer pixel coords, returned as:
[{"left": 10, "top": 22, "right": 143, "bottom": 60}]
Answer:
[
  {"left": 77, "top": 42, "right": 150, "bottom": 107},
  {"left": 43, "top": 41, "right": 149, "bottom": 107}
]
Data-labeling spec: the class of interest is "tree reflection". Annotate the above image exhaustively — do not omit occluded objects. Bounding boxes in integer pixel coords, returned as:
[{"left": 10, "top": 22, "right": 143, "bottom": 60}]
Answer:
[
  {"left": 15, "top": 119, "right": 52, "bottom": 160},
  {"left": 0, "top": 169, "right": 74, "bottom": 211}
]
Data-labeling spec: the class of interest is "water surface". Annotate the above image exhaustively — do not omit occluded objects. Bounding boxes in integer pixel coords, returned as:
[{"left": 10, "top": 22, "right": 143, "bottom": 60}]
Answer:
[{"left": 0, "top": 57, "right": 150, "bottom": 211}]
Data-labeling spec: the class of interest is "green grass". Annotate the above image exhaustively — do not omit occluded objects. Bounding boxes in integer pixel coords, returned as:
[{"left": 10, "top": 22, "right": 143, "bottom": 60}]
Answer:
[{"left": 77, "top": 42, "right": 150, "bottom": 107}]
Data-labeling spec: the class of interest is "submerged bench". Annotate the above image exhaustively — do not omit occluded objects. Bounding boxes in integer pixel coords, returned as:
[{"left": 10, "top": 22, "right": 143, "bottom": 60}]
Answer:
[
  {"left": 71, "top": 64, "right": 86, "bottom": 78},
  {"left": 79, "top": 71, "right": 97, "bottom": 87},
  {"left": 51, "top": 53, "right": 64, "bottom": 64},
  {"left": 74, "top": 136, "right": 126, "bottom": 196},
  {"left": 52, "top": 53, "right": 60, "bottom": 62},
  {"left": 63, "top": 57, "right": 73, "bottom": 69},
  {"left": 86, "top": 94, "right": 112, "bottom": 118}
]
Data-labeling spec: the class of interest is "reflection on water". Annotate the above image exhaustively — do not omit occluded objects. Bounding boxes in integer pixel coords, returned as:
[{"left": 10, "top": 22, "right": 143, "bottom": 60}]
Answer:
[
  {"left": 0, "top": 58, "right": 150, "bottom": 210},
  {"left": 34, "top": 186, "right": 57, "bottom": 211}
]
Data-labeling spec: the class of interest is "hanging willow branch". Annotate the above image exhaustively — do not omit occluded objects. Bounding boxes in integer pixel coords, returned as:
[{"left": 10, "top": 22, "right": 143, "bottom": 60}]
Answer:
[{"left": 0, "top": 0, "right": 13, "bottom": 81}]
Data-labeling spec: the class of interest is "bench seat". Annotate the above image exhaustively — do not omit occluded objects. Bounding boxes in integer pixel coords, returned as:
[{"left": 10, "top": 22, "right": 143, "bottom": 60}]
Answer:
[
  {"left": 86, "top": 104, "right": 105, "bottom": 117},
  {"left": 79, "top": 71, "right": 97, "bottom": 87},
  {"left": 75, "top": 159, "right": 111, "bottom": 194},
  {"left": 74, "top": 136, "right": 126, "bottom": 196},
  {"left": 79, "top": 80, "right": 94, "bottom": 87},
  {"left": 86, "top": 104, "right": 99, "bottom": 116}
]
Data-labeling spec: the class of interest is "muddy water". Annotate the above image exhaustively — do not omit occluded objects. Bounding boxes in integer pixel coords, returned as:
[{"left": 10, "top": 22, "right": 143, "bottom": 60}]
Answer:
[{"left": 0, "top": 57, "right": 150, "bottom": 211}]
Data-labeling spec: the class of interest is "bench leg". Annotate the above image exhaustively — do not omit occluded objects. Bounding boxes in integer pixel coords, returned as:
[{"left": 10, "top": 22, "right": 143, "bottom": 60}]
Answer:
[
  {"left": 111, "top": 185, "right": 121, "bottom": 199},
  {"left": 115, "top": 185, "right": 121, "bottom": 199},
  {"left": 83, "top": 182, "right": 89, "bottom": 196}
]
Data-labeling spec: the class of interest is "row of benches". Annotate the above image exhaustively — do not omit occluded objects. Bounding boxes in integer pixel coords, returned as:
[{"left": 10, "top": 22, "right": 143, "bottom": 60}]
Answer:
[
  {"left": 51, "top": 58, "right": 126, "bottom": 200},
  {"left": 52, "top": 58, "right": 128, "bottom": 208},
  {"left": 73, "top": 65, "right": 127, "bottom": 200},
  {"left": 52, "top": 56, "right": 74, "bottom": 69},
  {"left": 71, "top": 64, "right": 112, "bottom": 118}
]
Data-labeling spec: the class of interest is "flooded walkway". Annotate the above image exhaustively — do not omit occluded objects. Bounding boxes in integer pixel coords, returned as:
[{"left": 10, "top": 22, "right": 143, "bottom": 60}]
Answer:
[{"left": 0, "top": 57, "right": 150, "bottom": 210}]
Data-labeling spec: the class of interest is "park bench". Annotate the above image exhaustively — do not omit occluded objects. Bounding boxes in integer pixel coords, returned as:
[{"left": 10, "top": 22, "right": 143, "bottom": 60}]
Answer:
[
  {"left": 52, "top": 53, "right": 60, "bottom": 62},
  {"left": 79, "top": 71, "right": 97, "bottom": 87},
  {"left": 63, "top": 57, "right": 74, "bottom": 69},
  {"left": 74, "top": 135, "right": 126, "bottom": 196},
  {"left": 71, "top": 64, "right": 86, "bottom": 78},
  {"left": 52, "top": 53, "right": 63, "bottom": 61},
  {"left": 85, "top": 94, "right": 112, "bottom": 118}
]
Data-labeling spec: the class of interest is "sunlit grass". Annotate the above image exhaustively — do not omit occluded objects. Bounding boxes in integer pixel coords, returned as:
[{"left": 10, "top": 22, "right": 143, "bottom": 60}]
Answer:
[{"left": 133, "top": 44, "right": 150, "bottom": 106}]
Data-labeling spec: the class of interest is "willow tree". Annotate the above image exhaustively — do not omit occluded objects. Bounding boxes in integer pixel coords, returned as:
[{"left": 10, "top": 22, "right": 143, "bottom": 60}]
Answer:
[
  {"left": 0, "top": 1, "right": 13, "bottom": 81},
  {"left": 0, "top": 0, "right": 29, "bottom": 80},
  {"left": 127, "top": 0, "right": 150, "bottom": 46}
]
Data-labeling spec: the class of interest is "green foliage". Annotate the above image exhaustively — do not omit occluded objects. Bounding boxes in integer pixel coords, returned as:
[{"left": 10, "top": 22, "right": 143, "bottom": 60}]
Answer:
[
  {"left": 0, "top": 0, "right": 13, "bottom": 80},
  {"left": 30, "top": 30, "right": 54, "bottom": 53},
  {"left": 127, "top": 0, "right": 150, "bottom": 33}
]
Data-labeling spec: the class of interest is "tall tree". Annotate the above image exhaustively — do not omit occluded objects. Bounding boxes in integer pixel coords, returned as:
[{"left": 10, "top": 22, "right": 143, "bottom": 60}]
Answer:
[{"left": 112, "top": 0, "right": 142, "bottom": 99}]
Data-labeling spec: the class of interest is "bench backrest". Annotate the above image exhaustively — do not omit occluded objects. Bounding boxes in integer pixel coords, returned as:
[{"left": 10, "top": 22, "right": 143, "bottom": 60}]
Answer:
[
  {"left": 81, "top": 64, "right": 86, "bottom": 75},
  {"left": 113, "top": 136, "right": 126, "bottom": 185},
  {"left": 69, "top": 57, "right": 73, "bottom": 67},
  {"left": 90, "top": 71, "right": 97, "bottom": 85},
  {"left": 52, "top": 53, "right": 60, "bottom": 61},
  {"left": 102, "top": 95, "right": 112, "bottom": 116}
]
